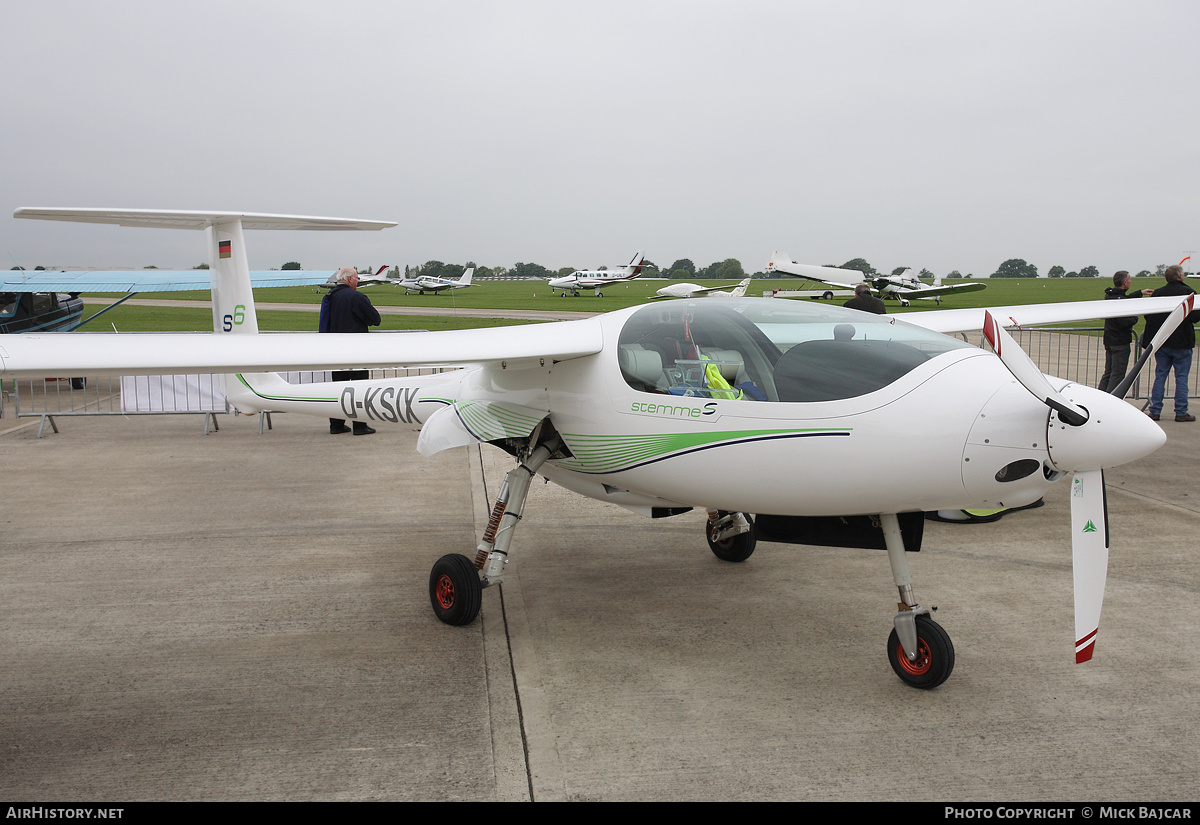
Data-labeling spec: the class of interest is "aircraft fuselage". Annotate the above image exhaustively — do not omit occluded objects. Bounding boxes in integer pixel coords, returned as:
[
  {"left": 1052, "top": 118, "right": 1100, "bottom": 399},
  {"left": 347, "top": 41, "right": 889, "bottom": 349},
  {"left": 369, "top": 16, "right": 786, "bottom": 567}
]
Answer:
[{"left": 228, "top": 300, "right": 1162, "bottom": 521}]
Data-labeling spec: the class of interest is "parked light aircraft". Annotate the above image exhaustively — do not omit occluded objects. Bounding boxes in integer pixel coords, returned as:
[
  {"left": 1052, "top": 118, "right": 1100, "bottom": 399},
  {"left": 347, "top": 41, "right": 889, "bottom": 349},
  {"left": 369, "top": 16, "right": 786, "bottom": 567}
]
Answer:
[
  {"left": 548, "top": 251, "right": 646, "bottom": 297},
  {"left": 653, "top": 277, "right": 752, "bottom": 300},
  {"left": 0, "top": 289, "right": 83, "bottom": 333},
  {"left": 3, "top": 209, "right": 1191, "bottom": 690},
  {"left": 768, "top": 252, "right": 986, "bottom": 305},
  {"left": 397, "top": 267, "right": 475, "bottom": 295},
  {"left": 319, "top": 266, "right": 390, "bottom": 289}
]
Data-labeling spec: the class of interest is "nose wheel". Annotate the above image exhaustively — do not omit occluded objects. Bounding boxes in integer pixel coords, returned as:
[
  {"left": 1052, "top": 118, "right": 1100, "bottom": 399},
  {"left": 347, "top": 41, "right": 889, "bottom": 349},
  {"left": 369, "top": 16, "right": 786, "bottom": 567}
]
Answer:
[{"left": 887, "top": 614, "right": 954, "bottom": 689}]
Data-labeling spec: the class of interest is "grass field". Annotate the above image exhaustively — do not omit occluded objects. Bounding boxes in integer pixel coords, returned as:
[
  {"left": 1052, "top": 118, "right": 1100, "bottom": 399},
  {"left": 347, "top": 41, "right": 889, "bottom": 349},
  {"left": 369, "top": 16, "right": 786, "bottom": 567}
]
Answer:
[
  {"left": 79, "top": 276, "right": 1165, "bottom": 333},
  {"left": 78, "top": 305, "right": 541, "bottom": 333}
]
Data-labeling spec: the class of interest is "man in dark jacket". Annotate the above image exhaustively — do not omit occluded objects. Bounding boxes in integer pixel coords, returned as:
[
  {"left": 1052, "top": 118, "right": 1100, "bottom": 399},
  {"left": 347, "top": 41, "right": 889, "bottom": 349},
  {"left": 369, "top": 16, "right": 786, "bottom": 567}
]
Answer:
[
  {"left": 1143, "top": 264, "right": 1199, "bottom": 422},
  {"left": 843, "top": 283, "right": 886, "bottom": 314},
  {"left": 1097, "top": 270, "right": 1140, "bottom": 392},
  {"left": 320, "top": 267, "right": 382, "bottom": 434}
]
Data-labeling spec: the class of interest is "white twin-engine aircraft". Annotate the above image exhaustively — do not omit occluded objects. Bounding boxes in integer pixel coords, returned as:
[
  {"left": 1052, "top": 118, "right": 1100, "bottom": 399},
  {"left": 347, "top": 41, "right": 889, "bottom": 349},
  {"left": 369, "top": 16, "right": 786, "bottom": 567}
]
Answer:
[
  {"left": 547, "top": 251, "right": 646, "bottom": 297},
  {"left": 768, "top": 252, "right": 987, "bottom": 305},
  {"left": 318, "top": 265, "right": 391, "bottom": 289},
  {"left": 397, "top": 267, "right": 474, "bottom": 295},
  {"left": 2, "top": 209, "right": 1192, "bottom": 690}
]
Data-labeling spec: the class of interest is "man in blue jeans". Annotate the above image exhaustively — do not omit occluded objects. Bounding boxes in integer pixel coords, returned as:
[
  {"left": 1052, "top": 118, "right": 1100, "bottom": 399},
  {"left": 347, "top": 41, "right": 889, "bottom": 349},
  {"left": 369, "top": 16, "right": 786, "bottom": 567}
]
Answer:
[{"left": 1143, "top": 264, "right": 1200, "bottom": 422}]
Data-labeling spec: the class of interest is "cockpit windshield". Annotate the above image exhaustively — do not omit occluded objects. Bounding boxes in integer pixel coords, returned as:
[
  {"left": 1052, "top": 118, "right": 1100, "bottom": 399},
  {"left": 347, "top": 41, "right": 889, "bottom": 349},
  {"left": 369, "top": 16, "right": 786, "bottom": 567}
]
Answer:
[
  {"left": 617, "top": 298, "right": 972, "bottom": 402},
  {"left": 0, "top": 293, "right": 33, "bottom": 320}
]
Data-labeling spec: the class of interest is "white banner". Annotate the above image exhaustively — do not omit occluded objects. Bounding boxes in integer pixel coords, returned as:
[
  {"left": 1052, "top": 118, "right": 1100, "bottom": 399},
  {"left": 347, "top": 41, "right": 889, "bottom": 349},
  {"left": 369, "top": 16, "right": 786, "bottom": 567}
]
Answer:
[{"left": 120, "top": 374, "right": 226, "bottom": 412}]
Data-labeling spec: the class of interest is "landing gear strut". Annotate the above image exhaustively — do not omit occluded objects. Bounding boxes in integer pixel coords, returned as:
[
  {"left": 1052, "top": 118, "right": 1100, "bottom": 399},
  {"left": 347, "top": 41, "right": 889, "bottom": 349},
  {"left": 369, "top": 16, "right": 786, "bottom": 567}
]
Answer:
[
  {"left": 880, "top": 512, "right": 954, "bottom": 688},
  {"left": 428, "top": 431, "right": 563, "bottom": 626}
]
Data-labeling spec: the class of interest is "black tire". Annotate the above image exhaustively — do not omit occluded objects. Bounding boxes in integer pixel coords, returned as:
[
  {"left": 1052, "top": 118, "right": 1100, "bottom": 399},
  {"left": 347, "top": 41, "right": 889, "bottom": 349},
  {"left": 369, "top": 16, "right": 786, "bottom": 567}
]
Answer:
[
  {"left": 888, "top": 615, "right": 954, "bottom": 689},
  {"left": 596, "top": 292, "right": 603, "bottom": 297},
  {"left": 706, "top": 513, "right": 756, "bottom": 562},
  {"left": 429, "top": 554, "right": 482, "bottom": 626},
  {"left": 823, "top": 290, "right": 834, "bottom": 300}
]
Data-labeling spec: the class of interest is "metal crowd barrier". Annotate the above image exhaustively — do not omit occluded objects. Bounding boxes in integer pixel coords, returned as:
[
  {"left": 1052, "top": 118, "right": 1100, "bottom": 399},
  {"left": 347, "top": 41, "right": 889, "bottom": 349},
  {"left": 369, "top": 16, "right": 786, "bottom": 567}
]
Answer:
[
  {"left": 4, "top": 368, "right": 446, "bottom": 437},
  {"left": 990, "top": 326, "right": 1199, "bottom": 405}
]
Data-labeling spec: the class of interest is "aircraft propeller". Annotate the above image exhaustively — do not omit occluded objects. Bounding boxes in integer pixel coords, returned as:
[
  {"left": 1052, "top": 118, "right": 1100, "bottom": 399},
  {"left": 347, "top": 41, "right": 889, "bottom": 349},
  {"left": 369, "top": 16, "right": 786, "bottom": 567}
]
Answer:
[
  {"left": 982, "top": 300, "right": 1191, "bottom": 663},
  {"left": 1069, "top": 468, "right": 1108, "bottom": 662},
  {"left": 983, "top": 311, "right": 1089, "bottom": 426}
]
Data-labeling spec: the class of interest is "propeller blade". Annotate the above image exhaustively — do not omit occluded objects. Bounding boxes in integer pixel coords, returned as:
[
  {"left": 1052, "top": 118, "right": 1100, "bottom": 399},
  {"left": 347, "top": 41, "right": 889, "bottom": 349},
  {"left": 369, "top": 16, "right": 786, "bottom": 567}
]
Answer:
[
  {"left": 1071, "top": 469, "right": 1109, "bottom": 663},
  {"left": 983, "top": 311, "right": 1089, "bottom": 426},
  {"left": 1109, "top": 294, "right": 1196, "bottom": 400}
]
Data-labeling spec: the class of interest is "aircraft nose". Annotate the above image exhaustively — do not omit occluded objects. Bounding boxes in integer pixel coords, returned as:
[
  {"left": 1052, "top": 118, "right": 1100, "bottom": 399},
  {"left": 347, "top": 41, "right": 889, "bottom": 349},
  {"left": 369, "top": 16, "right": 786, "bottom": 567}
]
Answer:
[{"left": 1046, "top": 384, "right": 1166, "bottom": 472}]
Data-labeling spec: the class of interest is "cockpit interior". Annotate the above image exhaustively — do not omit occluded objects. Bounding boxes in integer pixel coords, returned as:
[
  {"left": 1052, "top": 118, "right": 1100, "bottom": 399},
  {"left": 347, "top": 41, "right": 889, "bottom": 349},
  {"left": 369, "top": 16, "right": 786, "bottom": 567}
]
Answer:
[{"left": 617, "top": 299, "right": 972, "bottom": 403}]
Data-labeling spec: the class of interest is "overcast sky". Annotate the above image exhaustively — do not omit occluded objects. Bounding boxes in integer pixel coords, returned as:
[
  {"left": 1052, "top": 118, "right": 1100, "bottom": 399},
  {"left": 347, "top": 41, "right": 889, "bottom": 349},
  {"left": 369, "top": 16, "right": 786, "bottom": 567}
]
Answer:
[{"left": 2, "top": 1, "right": 1196, "bottom": 277}]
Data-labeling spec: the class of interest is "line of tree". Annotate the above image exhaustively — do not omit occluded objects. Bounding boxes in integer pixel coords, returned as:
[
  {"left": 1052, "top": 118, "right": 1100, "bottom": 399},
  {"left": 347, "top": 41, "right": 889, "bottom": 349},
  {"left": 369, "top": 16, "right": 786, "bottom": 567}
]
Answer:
[
  {"left": 18, "top": 256, "right": 1174, "bottom": 280},
  {"left": 385, "top": 257, "right": 1179, "bottom": 281}
]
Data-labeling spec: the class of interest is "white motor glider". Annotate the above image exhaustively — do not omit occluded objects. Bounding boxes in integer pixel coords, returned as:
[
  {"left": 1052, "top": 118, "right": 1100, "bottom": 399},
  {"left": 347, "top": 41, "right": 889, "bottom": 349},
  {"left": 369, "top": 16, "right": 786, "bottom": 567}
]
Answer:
[
  {"left": 2, "top": 209, "right": 1190, "bottom": 690},
  {"left": 653, "top": 277, "right": 752, "bottom": 300}
]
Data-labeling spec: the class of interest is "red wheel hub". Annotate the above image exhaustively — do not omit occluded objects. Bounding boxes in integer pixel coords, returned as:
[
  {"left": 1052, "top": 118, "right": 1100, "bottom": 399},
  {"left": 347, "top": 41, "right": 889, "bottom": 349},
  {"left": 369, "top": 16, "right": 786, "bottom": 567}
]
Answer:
[
  {"left": 895, "top": 638, "right": 933, "bottom": 676},
  {"left": 435, "top": 574, "right": 456, "bottom": 610}
]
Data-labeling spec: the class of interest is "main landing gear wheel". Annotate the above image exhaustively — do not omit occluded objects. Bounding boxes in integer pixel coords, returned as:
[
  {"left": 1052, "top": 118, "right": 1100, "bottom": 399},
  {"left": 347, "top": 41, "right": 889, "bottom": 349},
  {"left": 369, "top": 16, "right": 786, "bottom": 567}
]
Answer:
[
  {"left": 887, "top": 614, "right": 954, "bottom": 689},
  {"left": 822, "top": 290, "right": 834, "bottom": 300},
  {"left": 429, "top": 553, "right": 482, "bottom": 626},
  {"left": 706, "top": 513, "right": 756, "bottom": 562}
]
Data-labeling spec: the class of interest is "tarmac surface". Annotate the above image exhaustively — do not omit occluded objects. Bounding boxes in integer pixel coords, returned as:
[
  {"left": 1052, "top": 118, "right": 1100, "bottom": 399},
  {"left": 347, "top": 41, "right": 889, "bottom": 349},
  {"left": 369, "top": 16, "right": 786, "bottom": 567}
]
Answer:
[{"left": 2, "top": 398, "right": 1198, "bottom": 801}]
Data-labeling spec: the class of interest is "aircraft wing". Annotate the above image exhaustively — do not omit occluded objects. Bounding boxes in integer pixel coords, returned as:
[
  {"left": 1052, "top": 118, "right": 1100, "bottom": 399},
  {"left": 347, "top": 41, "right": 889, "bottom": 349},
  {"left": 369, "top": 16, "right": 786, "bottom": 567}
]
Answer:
[
  {"left": 0, "top": 318, "right": 604, "bottom": 378},
  {"left": 14, "top": 208, "right": 394, "bottom": 232},
  {"left": 890, "top": 281, "right": 987, "bottom": 299},
  {"left": 796, "top": 275, "right": 861, "bottom": 291},
  {"left": 897, "top": 296, "right": 1188, "bottom": 335},
  {"left": 688, "top": 282, "right": 747, "bottom": 296},
  {"left": 1, "top": 270, "right": 336, "bottom": 293},
  {"left": 766, "top": 253, "right": 865, "bottom": 290}
]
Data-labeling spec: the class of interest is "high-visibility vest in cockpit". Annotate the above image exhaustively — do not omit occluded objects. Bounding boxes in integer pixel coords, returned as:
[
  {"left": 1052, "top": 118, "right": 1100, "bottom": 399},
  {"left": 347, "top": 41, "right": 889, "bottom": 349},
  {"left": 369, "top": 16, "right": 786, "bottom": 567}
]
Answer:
[{"left": 700, "top": 354, "right": 743, "bottom": 400}]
